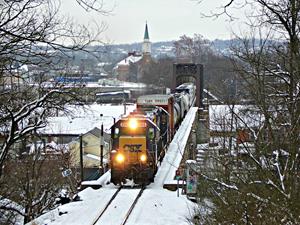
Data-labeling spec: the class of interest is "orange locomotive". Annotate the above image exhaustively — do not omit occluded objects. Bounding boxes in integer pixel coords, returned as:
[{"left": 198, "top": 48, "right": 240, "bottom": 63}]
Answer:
[{"left": 110, "top": 109, "right": 169, "bottom": 185}]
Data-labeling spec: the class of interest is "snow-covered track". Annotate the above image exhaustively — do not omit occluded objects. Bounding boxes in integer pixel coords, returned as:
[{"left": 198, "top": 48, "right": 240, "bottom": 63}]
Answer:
[
  {"left": 93, "top": 187, "right": 145, "bottom": 225},
  {"left": 91, "top": 186, "right": 122, "bottom": 225},
  {"left": 120, "top": 186, "right": 145, "bottom": 225}
]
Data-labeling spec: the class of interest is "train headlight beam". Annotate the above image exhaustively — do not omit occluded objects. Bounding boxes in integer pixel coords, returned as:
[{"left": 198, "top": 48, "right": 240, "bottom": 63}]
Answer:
[
  {"left": 140, "top": 154, "right": 147, "bottom": 162},
  {"left": 116, "top": 154, "right": 125, "bottom": 163},
  {"left": 129, "top": 118, "right": 138, "bottom": 130}
]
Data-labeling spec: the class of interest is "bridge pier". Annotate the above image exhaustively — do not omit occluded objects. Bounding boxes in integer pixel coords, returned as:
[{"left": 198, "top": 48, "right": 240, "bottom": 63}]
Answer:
[{"left": 196, "top": 107, "right": 210, "bottom": 144}]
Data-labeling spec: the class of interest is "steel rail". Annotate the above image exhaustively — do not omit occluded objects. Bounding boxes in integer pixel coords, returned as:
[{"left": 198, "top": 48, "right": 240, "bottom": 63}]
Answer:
[
  {"left": 120, "top": 186, "right": 145, "bottom": 225},
  {"left": 91, "top": 186, "right": 123, "bottom": 225}
]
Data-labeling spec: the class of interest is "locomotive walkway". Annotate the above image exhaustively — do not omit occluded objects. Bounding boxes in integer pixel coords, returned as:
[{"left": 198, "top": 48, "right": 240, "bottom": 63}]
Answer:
[{"left": 153, "top": 107, "right": 198, "bottom": 188}]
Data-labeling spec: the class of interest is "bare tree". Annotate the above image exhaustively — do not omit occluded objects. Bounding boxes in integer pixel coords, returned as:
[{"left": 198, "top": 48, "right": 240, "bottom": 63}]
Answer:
[
  {"left": 173, "top": 34, "right": 236, "bottom": 102},
  {"left": 192, "top": 0, "right": 300, "bottom": 224},
  {"left": 0, "top": 0, "right": 108, "bottom": 174},
  {"left": 1, "top": 152, "right": 67, "bottom": 223},
  {"left": 0, "top": 0, "right": 110, "bottom": 223},
  {"left": 141, "top": 56, "right": 174, "bottom": 87},
  {"left": 174, "top": 34, "right": 212, "bottom": 64}
]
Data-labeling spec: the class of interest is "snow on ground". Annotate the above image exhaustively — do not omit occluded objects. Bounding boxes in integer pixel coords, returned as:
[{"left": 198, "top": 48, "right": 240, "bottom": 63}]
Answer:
[
  {"left": 81, "top": 169, "right": 111, "bottom": 187},
  {"left": 41, "top": 104, "right": 136, "bottom": 135},
  {"left": 209, "top": 104, "right": 263, "bottom": 132},
  {"left": 92, "top": 79, "right": 147, "bottom": 88},
  {"left": 127, "top": 188, "right": 195, "bottom": 225},
  {"left": 28, "top": 107, "right": 199, "bottom": 225},
  {"left": 29, "top": 185, "right": 196, "bottom": 225},
  {"left": 29, "top": 186, "right": 119, "bottom": 225}
]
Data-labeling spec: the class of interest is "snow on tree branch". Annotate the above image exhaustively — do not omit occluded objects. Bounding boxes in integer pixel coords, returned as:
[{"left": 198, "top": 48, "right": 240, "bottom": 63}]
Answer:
[
  {"left": 0, "top": 88, "right": 82, "bottom": 175},
  {"left": 200, "top": 173, "right": 239, "bottom": 192}
]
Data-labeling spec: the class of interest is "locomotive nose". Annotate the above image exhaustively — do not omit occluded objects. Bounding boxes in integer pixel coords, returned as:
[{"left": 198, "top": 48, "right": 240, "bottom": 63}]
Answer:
[{"left": 119, "top": 136, "right": 147, "bottom": 164}]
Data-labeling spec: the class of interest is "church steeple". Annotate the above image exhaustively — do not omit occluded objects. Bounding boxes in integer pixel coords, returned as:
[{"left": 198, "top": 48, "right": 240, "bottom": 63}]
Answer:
[
  {"left": 144, "top": 23, "right": 149, "bottom": 40},
  {"left": 142, "top": 22, "right": 151, "bottom": 55}
]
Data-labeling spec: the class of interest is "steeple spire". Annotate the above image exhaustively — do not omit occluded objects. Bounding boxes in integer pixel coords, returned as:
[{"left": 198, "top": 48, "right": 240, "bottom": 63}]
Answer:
[
  {"left": 144, "top": 22, "right": 149, "bottom": 40},
  {"left": 142, "top": 22, "right": 151, "bottom": 55}
]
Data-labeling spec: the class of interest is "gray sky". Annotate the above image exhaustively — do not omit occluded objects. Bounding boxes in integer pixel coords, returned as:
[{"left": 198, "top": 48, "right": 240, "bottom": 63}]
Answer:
[{"left": 61, "top": 0, "right": 246, "bottom": 44}]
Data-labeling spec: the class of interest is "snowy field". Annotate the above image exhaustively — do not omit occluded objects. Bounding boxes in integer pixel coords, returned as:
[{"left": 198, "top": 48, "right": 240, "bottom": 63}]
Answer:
[
  {"left": 28, "top": 107, "right": 199, "bottom": 225},
  {"left": 41, "top": 104, "right": 136, "bottom": 135}
]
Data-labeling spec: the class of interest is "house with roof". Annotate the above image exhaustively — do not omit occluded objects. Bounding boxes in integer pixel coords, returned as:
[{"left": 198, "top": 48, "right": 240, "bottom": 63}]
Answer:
[
  {"left": 113, "top": 23, "right": 153, "bottom": 82},
  {"left": 69, "top": 127, "right": 111, "bottom": 172}
]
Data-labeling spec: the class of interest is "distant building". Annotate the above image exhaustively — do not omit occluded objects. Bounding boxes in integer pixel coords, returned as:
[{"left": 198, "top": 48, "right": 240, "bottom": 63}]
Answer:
[
  {"left": 69, "top": 127, "right": 110, "bottom": 169},
  {"left": 113, "top": 23, "right": 153, "bottom": 82},
  {"left": 0, "top": 63, "right": 29, "bottom": 88},
  {"left": 114, "top": 51, "right": 143, "bottom": 82}
]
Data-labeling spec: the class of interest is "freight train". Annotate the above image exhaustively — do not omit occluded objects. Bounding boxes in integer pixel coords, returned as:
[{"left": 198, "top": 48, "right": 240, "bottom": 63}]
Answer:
[{"left": 110, "top": 83, "right": 196, "bottom": 185}]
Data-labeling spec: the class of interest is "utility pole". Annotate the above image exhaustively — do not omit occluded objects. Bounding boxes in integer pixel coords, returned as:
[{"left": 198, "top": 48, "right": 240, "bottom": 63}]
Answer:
[
  {"left": 79, "top": 135, "right": 83, "bottom": 183},
  {"left": 100, "top": 123, "right": 104, "bottom": 175},
  {"left": 123, "top": 101, "right": 126, "bottom": 115},
  {"left": 100, "top": 114, "right": 104, "bottom": 175}
]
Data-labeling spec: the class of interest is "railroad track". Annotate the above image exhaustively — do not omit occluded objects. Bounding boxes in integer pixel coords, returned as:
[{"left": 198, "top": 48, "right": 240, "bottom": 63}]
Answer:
[
  {"left": 91, "top": 186, "right": 145, "bottom": 225},
  {"left": 91, "top": 186, "right": 122, "bottom": 225},
  {"left": 120, "top": 186, "right": 145, "bottom": 225}
]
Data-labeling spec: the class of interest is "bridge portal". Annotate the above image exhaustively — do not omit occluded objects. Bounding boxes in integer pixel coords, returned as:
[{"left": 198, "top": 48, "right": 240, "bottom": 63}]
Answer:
[{"left": 172, "top": 63, "right": 204, "bottom": 108}]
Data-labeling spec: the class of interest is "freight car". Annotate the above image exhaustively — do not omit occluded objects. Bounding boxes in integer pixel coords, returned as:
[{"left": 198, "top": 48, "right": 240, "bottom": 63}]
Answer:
[{"left": 110, "top": 83, "right": 195, "bottom": 185}]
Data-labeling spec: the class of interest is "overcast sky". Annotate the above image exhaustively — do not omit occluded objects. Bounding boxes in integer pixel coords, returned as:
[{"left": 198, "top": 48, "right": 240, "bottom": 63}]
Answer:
[{"left": 61, "top": 0, "right": 246, "bottom": 44}]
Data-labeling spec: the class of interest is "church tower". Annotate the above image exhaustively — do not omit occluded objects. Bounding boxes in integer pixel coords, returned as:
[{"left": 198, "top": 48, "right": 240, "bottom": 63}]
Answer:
[{"left": 142, "top": 23, "right": 151, "bottom": 56}]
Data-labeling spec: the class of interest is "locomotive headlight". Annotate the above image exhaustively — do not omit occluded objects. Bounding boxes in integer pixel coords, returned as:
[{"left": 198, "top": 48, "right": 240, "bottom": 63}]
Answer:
[
  {"left": 116, "top": 153, "right": 125, "bottom": 163},
  {"left": 140, "top": 154, "right": 147, "bottom": 162},
  {"left": 129, "top": 118, "right": 138, "bottom": 130}
]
